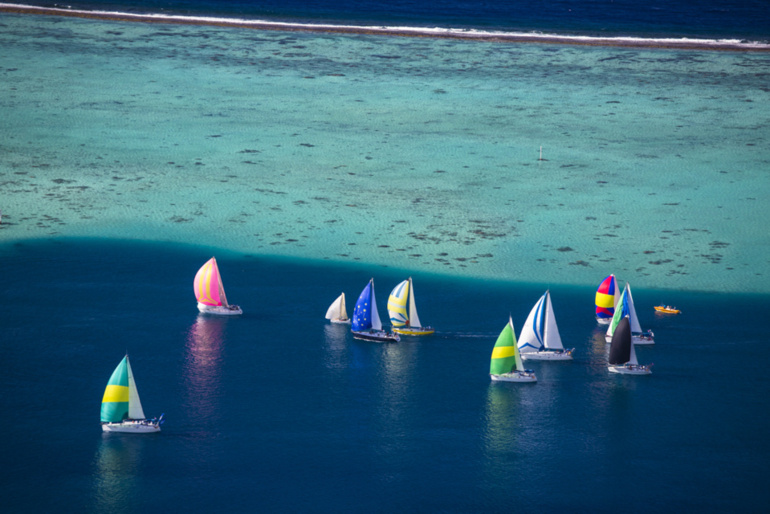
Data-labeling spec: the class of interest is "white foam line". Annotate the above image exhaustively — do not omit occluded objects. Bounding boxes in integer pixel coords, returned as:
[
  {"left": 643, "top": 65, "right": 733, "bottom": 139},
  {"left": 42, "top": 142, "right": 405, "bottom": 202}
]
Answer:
[{"left": 3, "top": 3, "right": 769, "bottom": 51}]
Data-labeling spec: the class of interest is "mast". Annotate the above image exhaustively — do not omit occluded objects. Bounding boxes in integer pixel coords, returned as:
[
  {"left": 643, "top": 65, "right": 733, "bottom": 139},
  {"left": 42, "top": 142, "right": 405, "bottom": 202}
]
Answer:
[{"left": 407, "top": 277, "right": 422, "bottom": 329}]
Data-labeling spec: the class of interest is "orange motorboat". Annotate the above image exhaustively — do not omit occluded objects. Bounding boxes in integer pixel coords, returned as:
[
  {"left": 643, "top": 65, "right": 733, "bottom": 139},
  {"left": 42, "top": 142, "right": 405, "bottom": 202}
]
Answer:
[{"left": 654, "top": 305, "right": 681, "bottom": 314}]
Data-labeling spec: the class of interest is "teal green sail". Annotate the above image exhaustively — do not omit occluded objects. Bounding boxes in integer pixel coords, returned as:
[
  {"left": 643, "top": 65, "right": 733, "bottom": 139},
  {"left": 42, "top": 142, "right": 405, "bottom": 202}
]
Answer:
[
  {"left": 490, "top": 318, "right": 523, "bottom": 375},
  {"left": 606, "top": 286, "right": 629, "bottom": 339},
  {"left": 101, "top": 356, "right": 130, "bottom": 423}
]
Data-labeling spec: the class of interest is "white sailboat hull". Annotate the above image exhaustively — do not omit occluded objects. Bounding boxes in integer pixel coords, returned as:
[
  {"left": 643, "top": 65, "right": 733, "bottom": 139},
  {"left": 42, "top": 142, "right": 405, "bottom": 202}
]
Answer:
[
  {"left": 197, "top": 302, "right": 242, "bottom": 315},
  {"left": 102, "top": 420, "right": 161, "bottom": 433},
  {"left": 521, "top": 349, "right": 573, "bottom": 361},
  {"left": 352, "top": 330, "right": 400, "bottom": 343},
  {"left": 608, "top": 364, "right": 652, "bottom": 375},
  {"left": 632, "top": 334, "right": 655, "bottom": 345},
  {"left": 329, "top": 318, "right": 351, "bottom": 325},
  {"left": 490, "top": 371, "right": 537, "bottom": 382},
  {"left": 605, "top": 333, "right": 655, "bottom": 344},
  {"left": 596, "top": 317, "right": 611, "bottom": 325}
]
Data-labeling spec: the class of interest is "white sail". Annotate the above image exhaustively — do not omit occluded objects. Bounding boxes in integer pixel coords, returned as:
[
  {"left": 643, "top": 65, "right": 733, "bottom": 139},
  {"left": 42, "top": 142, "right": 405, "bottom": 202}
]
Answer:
[
  {"left": 408, "top": 278, "right": 423, "bottom": 329},
  {"left": 126, "top": 357, "right": 146, "bottom": 420},
  {"left": 217, "top": 266, "right": 230, "bottom": 308},
  {"left": 629, "top": 338, "right": 639, "bottom": 366},
  {"left": 512, "top": 318, "right": 525, "bottom": 372},
  {"left": 325, "top": 294, "right": 344, "bottom": 320},
  {"left": 518, "top": 294, "right": 545, "bottom": 353},
  {"left": 543, "top": 291, "right": 564, "bottom": 350},
  {"left": 626, "top": 283, "right": 643, "bottom": 334},
  {"left": 340, "top": 293, "right": 347, "bottom": 318},
  {"left": 371, "top": 282, "right": 382, "bottom": 331}
]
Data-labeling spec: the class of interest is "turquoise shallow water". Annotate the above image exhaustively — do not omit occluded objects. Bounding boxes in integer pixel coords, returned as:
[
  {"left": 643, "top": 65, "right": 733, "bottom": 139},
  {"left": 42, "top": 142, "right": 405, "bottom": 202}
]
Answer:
[{"left": 1, "top": 13, "right": 769, "bottom": 292}]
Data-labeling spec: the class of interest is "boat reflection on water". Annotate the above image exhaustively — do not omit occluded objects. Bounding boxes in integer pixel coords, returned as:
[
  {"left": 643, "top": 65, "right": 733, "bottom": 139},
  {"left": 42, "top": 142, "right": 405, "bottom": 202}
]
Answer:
[
  {"left": 183, "top": 315, "right": 227, "bottom": 425},
  {"left": 481, "top": 384, "right": 523, "bottom": 491},
  {"left": 91, "top": 436, "right": 144, "bottom": 512},
  {"left": 322, "top": 323, "right": 350, "bottom": 371},
  {"left": 588, "top": 326, "right": 610, "bottom": 367}
]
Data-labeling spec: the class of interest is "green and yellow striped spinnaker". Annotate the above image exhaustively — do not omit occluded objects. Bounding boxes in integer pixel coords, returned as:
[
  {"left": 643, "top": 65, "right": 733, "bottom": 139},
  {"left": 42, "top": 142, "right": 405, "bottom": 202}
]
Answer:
[
  {"left": 489, "top": 319, "right": 520, "bottom": 375},
  {"left": 101, "top": 356, "right": 130, "bottom": 423}
]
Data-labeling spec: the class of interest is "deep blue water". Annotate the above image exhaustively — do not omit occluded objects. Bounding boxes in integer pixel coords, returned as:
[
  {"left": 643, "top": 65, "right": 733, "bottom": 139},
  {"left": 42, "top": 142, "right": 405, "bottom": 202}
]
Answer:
[
  {"left": 9, "top": 0, "right": 770, "bottom": 41},
  {"left": 1, "top": 239, "right": 769, "bottom": 512}
]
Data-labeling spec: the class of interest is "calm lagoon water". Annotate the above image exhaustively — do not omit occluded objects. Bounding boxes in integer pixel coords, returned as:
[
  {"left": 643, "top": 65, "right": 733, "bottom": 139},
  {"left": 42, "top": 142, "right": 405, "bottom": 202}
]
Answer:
[{"left": 1, "top": 12, "right": 769, "bottom": 293}]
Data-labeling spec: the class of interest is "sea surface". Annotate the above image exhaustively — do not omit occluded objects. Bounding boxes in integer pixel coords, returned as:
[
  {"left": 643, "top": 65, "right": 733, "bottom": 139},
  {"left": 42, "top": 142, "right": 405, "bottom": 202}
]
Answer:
[
  {"left": 1, "top": 0, "right": 769, "bottom": 512},
  {"left": 2, "top": 239, "right": 770, "bottom": 513}
]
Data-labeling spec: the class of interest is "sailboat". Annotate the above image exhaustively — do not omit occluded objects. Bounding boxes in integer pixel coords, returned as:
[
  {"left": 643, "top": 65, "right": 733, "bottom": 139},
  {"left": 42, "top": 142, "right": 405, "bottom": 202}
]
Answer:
[
  {"left": 595, "top": 274, "right": 619, "bottom": 325},
  {"left": 194, "top": 257, "right": 242, "bottom": 315},
  {"left": 387, "top": 277, "right": 435, "bottom": 336},
  {"left": 490, "top": 317, "right": 537, "bottom": 382},
  {"left": 605, "top": 283, "right": 655, "bottom": 345},
  {"left": 517, "top": 290, "right": 573, "bottom": 360},
  {"left": 351, "top": 278, "right": 400, "bottom": 342},
  {"left": 608, "top": 316, "right": 652, "bottom": 375},
  {"left": 101, "top": 355, "right": 164, "bottom": 433},
  {"left": 325, "top": 293, "right": 351, "bottom": 324}
]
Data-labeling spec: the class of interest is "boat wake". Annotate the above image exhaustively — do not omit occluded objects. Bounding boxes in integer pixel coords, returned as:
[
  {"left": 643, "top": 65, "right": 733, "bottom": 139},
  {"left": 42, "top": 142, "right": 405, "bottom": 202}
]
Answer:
[{"left": 2, "top": 3, "right": 769, "bottom": 51}]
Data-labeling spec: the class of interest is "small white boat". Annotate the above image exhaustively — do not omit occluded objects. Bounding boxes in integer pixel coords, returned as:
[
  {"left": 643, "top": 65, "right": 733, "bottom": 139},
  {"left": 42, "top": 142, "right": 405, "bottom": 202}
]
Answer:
[
  {"left": 325, "top": 293, "right": 351, "bottom": 324},
  {"left": 387, "top": 277, "right": 435, "bottom": 336},
  {"left": 194, "top": 257, "right": 242, "bottom": 315},
  {"left": 351, "top": 279, "right": 400, "bottom": 342},
  {"left": 517, "top": 290, "right": 573, "bottom": 360},
  {"left": 608, "top": 317, "right": 652, "bottom": 375},
  {"left": 605, "top": 283, "right": 654, "bottom": 345},
  {"left": 101, "top": 355, "right": 163, "bottom": 433},
  {"left": 490, "top": 317, "right": 537, "bottom": 382}
]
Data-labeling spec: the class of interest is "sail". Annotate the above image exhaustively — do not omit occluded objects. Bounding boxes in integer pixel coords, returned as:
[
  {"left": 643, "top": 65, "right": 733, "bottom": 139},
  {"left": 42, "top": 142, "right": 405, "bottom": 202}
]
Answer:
[
  {"left": 387, "top": 280, "right": 410, "bottom": 327},
  {"left": 490, "top": 318, "right": 523, "bottom": 375},
  {"left": 101, "top": 356, "right": 130, "bottom": 423},
  {"left": 126, "top": 356, "right": 146, "bottom": 420},
  {"left": 352, "top": 281, "right": 373, "bottom": 331},
  {"left": 543, "top": 291, "right": 564, "bottom": 350},
  {"left": 626, "top": 283, "right": 643, "bottom": 333},
  {"left": 194, "top": 257, "right": 223, "bottom": 307},
  {"left": 370, "top": 281, "right": 382, "bottom": 331},
  {"left": 325, "top": 294, "right": 344, "bottom": 320},
  {"left": 408, "top": 278, "right": 423, "bottom": 329},
  {"left": 518, "top": 294, "right": 546, "bottom": 353},
  {"left": 606, "top": 285, "right": 629, "bottom": 339},
  {"left": 353, "top": 280, "right": 382, "bottom": 331},
  {"left": 608, "top": 317, "right": 632, "bottom": 365},
  {"left": 595, "top": 274, "right": 618, "bottom": 321},
  {"left": 217, "top": 261, "right": 230, "bottom": 308},
  {"left": 629, "top": 333, "right": 640, "bottom": 366}
]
